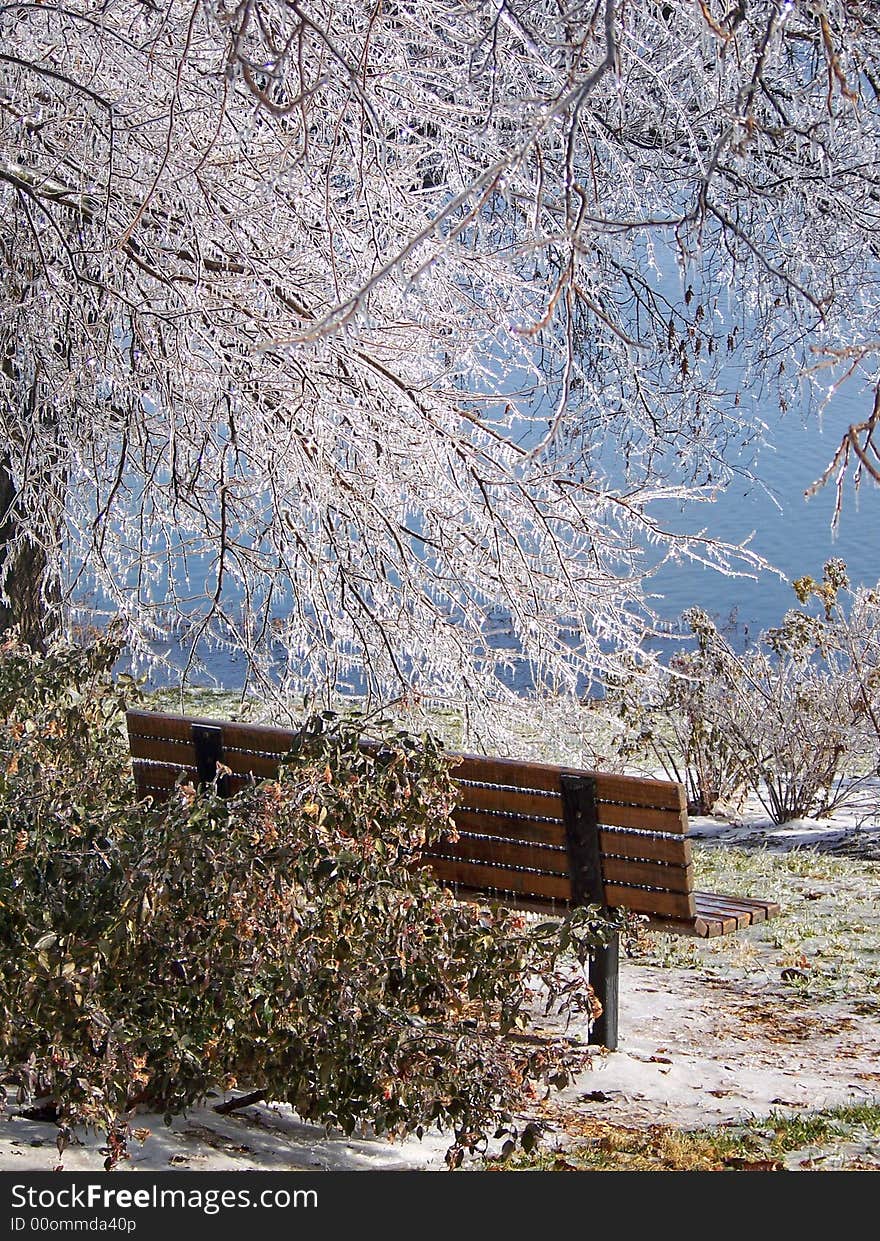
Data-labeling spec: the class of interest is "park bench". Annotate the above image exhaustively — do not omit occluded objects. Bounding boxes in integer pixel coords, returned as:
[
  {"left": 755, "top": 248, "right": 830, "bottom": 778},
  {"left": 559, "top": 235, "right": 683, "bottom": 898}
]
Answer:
[{"left": 125, "top": 708, "right": 780, "bottom": 1051}]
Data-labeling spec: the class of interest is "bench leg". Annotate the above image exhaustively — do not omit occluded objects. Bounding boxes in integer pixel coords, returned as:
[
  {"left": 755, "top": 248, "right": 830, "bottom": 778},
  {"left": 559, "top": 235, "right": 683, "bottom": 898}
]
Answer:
[
  {"left": 588, "top": 931, "right": 619, "bottom": 1051},
  {"left": 560, "top": 775, "right": 620, "bottom": 1051}
]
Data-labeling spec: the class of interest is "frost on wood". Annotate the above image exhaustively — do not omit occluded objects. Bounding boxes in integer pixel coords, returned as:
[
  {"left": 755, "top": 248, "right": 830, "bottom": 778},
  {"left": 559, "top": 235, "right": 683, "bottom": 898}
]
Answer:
[{"left": 1, "top": 1, "right": 879, "bottom": 731}]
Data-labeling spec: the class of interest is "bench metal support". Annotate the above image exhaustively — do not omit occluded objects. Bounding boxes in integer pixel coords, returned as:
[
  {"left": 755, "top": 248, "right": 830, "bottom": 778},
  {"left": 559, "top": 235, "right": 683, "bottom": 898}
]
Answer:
[
  {"left": 560, "top": 774, "right": 619, "bottom": 1051},
  {"left": 192, "top": 724, "right": 228, "bottom": 795}
]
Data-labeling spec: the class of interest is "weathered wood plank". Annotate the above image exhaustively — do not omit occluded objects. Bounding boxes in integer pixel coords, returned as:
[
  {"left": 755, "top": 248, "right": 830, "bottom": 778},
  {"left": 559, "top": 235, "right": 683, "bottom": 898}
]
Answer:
[
  {"left": 597, "top": 830, "right": 693, "bottom": 866},
  {"left": 638, "top": 912, "right": 717, "bottom": 937},
  {"left": 451, "top": 809, "right": 568, "bottom": 846},
  {"left": 126, "top": 710, "right": 202, "bottom": 743},
  {"left": 693, "top": 892, "right": 746, "bottom": 932},
  {"left": 421, "top": 857, "right": 572, "bottom": 903},
  {"left": 450, "top": 752, "right": 686, "bottom": 811},
  {"left": 693, "top": 891, "right": 781, "bottom": 925},
  {"left": 455, "top": 781, "right": 563, "bottom": 818},
  {"left": 127, "top": 709, "right": 299, "bottom": 755},
  {"left": 455, "top": 782, "right": 686, "bottom": 833},
  {"left": 690, "top": 893, "right": 752, "bottom": 930},
  {"left": 450, "top": 811, "right": 694, "bottom": 863},
  {"left": 711, "top": 892, "right": 780, "bottom": 920},
  {"left": 129, "top": 732, "right": 287, "bottom": 780},
  {"left": 128, "top": 734, "right": 196, "bottom": 765},
  {"left": 131, "top": 761, "right": 251, "bottom": 796},
  {"left": 603, "top": 884, "right": 695, "bottom": 919},
  {"left": 601, "top": 857, "right": 694, "bottom": 894},
  {"left": 425, "top": 834, "right": 569, "bottom": 874},
  {"left": 594, "top": 802, "right": 688, "bottom": 833},
  {"left": 132, "top": 761, "right": 198, "bottom": 788},
  {"left": 453, "top": 889, "right": 572, "bottom": 917}
]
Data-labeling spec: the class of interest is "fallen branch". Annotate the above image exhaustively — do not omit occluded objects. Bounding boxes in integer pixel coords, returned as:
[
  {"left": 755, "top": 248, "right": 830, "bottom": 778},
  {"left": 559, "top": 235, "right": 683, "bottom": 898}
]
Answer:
[{"left": 213, "top": 1089, "right": 267, "bottom": 1115}]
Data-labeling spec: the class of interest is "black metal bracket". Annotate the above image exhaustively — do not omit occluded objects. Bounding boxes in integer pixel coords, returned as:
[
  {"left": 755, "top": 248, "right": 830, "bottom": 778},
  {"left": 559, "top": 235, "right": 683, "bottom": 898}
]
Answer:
[
  {"left": 192, "top": 724, "right": 228, "bottom": 795},
  {"left": 560, "top": 775, "right": 604, "bottom": 905},
  {"left": 560, "top": 774, "right": 619, "bottom": 1051}
]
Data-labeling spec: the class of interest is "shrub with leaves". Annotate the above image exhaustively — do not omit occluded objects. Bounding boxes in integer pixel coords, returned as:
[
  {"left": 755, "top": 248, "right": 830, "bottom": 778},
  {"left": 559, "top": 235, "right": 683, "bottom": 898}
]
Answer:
[
  {"left": 787, "top": 559, "right": 880, "bottom": 750},
  {"left": 0, "top": 635, "right": 619, "bottom": 1166}
]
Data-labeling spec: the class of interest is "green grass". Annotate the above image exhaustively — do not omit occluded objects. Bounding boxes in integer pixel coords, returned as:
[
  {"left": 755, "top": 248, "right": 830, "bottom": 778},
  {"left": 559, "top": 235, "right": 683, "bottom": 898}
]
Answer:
[
  {"left": 500, "top": 1103, "right": 880, "bottom": 1171},
  {"left": 627, "top": 842, "right": 880, "bottom": 1015}
]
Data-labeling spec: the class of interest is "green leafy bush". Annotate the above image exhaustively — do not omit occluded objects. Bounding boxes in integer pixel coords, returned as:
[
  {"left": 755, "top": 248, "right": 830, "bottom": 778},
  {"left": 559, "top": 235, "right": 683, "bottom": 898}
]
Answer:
[{"left": 0, "top": 634, "right": 617, "bottom": 1166}]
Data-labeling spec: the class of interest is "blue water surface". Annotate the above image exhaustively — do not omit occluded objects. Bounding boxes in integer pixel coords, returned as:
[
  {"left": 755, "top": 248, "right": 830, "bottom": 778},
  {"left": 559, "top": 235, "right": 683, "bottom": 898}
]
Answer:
[{"left": 645, "top": 393, "right": 880, "bottom": 637}]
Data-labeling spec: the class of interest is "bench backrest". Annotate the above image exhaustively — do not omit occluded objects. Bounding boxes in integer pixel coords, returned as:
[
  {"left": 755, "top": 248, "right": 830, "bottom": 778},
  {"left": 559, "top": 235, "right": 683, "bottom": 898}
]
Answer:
[
  {"left": 434, "top": 749, "right": 692, "bottom": 919},
  {"left": 125, "top": 709, "right": 693, "bottom": 923}
]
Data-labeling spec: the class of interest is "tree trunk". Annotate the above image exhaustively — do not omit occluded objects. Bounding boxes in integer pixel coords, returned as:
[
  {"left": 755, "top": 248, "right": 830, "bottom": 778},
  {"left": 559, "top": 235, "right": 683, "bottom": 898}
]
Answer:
[{"left": 0, "top": 455, "right": 58, "bottom": 652}]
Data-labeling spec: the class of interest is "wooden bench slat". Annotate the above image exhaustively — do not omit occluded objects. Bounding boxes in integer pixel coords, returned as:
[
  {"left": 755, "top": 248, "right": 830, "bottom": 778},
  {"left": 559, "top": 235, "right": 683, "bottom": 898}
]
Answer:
[
  {"left": 603, "top": 884, "right": 696, "bottom": 919},
  {"left": 454, "top": 808, "right": 694, "bottom": 859},
  {"left": 128, "top": 734, "right": 197, "bottom": 765},
  {"left": 455, "top": 889, "right": 571, "bottom": 917},
  {"left": 695, "top": 898, "right": 749, "bottom": 928},
  {"left": 632, "top": 892, "right": 780, "bottom": 938},
  {"left": 693, "top": 891, "right": 781, "bottom": 925},
  {"left": 452, "top": 809, "right": 568, "bottom": 846},
  {"left": 697, "top": 905, "right": 742, "bottom": 933},
  {"left": 132, "top": 761, "right": 253, "bottom": 796},
  {"left": 456, "top": 783, "right": 687, "bottom": 834},
  {"left": 129, "top": 733, "right": 290, "bottom": 780},
  {"left": 425, "top": 835, "right": 569, "bottom": 874},
  {"left": 430, "top": 861, "right": 698, "bottom": 919},
  {"left": 132, "top": 761, "right": 198, "bottom": 789},
  {"left": 127, "top": 709, "right": 299, "bottom": 755},
  {"left": 126, "top": 711, "right": 203, "bottom": 744},
  {"left": 431, "top": 837, "right": 696, "bottom": 899},
  {"left": 597, "top": 829, "right": 693, "bottom": 866},
  {"left": 420, "top": 857, "right": 573, "bottom": 903},
  {"left": 686, "top": 914, "right": 728, "bottom": 938},
  {"left": 455, "top": 782, "right": 563, "bottom": 818},
  {"left": 456, "top": 896, "right": 744, "bottom": 935},
  {"left": 450, "top": 811, "right": 695, "bottom": 870},
  {"left": 594, "top": 801, "right": 688, "bottom": 833},
  {"left": 691, "top": 894, "right": 753, "bottom": 931},
  {"left": 710, "top": 892, "right": 780, "bottom": 920},
  {"left": 451, "top": 752, "right": 686, "bottom": 810},
  {"left": 601, "top": 857, "right": 695, "bottom": 894}
]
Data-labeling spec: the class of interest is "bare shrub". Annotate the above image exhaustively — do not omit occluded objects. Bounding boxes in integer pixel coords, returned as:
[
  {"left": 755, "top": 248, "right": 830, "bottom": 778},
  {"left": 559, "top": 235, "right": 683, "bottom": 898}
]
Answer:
[
  {"left": 605, "top": 635, "right": 749, "bottom": 816},
  {"left": 606, "top": 563, "right": 880, "bottom": 824}
]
